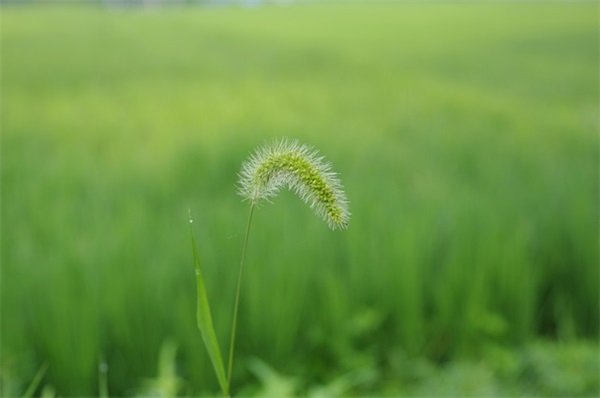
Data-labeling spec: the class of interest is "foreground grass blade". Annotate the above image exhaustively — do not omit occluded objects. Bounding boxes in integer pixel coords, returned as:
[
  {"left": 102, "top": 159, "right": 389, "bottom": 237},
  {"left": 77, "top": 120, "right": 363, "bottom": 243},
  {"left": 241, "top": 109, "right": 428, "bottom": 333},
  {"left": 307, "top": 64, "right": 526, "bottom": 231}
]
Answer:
[{"left": 189, "top": 211, "right": 228, "bottom": 396}]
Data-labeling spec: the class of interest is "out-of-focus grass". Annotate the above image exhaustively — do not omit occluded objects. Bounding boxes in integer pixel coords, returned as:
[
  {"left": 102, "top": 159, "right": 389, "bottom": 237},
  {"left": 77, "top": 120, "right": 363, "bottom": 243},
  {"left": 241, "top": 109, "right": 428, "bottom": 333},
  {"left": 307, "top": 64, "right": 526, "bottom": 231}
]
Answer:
[{"left": 1, "top": 3, "right": 598, "bottom": 396}]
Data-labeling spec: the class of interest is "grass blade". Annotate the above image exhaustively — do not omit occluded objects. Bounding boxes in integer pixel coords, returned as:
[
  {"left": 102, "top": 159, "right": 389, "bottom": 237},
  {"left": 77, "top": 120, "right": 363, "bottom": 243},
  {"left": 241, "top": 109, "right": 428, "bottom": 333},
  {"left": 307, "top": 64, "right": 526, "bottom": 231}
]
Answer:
[
  {"left": 22, "top": 362, "right": 49, "bottom": 398},
  {"left": 189, "top": 211, "right": 228, "bottom": 396}
]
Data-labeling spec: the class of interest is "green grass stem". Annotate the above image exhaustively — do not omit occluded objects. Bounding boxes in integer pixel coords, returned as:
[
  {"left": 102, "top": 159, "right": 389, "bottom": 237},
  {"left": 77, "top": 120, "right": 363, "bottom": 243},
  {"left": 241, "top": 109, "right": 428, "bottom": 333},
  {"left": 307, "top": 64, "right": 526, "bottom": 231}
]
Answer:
[{"left": 226, "top": 203, "right": 255, "bottom": 394}]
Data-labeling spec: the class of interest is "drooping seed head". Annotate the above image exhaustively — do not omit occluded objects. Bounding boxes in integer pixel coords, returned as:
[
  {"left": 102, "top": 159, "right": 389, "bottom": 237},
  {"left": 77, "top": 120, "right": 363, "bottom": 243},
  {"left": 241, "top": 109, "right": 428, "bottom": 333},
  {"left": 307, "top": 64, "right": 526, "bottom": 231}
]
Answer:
[{"left": 238, "top": 139, "right": 350, "bottom": 230}]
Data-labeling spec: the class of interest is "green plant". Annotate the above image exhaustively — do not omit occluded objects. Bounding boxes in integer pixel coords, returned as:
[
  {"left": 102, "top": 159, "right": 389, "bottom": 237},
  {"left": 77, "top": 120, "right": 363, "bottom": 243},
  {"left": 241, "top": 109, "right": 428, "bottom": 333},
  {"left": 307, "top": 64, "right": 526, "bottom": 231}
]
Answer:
[
  {"left": 3, "top": 5, "right": 597, "bottom": 394},
  {"left": 189, "top": 139, "right": 350, "bottom": 397},
  {"left": 22, "top": 362, "right": 49, "bottom": 398}
]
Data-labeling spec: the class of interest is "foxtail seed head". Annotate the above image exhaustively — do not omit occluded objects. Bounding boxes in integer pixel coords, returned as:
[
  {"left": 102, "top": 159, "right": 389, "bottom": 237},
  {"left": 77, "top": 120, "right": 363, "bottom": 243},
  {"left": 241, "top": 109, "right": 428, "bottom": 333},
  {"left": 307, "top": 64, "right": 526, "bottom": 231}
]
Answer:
[{"left": 238, "top": 139, "right": 350, "bottom": 230}]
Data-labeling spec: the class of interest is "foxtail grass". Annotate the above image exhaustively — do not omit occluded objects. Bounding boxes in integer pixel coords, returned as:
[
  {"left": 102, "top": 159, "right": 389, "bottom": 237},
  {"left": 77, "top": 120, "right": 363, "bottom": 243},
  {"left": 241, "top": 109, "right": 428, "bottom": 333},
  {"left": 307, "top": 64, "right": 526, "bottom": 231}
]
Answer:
[
  {"left": 238, "top": 139, "right": 350, "bottom": 229},
  {"left": 190, "top": 138, "right": 349, "bottom": 397}
]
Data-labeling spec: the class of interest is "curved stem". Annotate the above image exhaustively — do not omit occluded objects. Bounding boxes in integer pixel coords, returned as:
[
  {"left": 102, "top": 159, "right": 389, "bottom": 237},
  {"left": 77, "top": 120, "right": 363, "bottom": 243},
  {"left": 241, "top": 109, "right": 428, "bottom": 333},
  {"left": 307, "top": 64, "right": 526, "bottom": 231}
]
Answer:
[{"left": 226, "top": 203, "right": 255, "bottom": 394}]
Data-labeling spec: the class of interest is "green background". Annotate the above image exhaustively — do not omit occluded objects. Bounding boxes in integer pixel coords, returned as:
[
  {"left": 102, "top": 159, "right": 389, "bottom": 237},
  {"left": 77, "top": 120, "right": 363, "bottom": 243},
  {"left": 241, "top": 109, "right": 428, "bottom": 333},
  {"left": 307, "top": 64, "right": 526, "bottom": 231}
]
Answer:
[{"left": 1, "top": 3, "right": 598, "bottom": 396}]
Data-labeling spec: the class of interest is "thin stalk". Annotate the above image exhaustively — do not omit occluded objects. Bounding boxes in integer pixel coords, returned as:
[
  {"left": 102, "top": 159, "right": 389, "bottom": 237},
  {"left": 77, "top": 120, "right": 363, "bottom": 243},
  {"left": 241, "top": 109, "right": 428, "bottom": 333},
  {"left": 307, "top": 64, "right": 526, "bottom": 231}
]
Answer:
[{"left": 226, "top": 203, "right": 255, "bottom": 392}]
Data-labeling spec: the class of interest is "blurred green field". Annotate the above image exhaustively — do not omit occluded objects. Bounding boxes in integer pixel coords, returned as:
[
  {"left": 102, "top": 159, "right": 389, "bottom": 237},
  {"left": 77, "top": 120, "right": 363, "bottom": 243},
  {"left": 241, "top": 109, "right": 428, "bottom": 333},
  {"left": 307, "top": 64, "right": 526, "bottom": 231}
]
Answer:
[{"left": 1, "top": 3, "right": 598, "bottom": 396}]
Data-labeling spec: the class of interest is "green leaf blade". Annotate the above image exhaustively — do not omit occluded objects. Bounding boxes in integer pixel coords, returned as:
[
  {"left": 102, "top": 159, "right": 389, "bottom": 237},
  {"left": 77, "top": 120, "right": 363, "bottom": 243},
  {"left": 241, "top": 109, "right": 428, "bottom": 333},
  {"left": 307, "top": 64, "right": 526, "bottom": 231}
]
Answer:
[{"left": 189, "top": 218, "right": 228, "bottom": 396}]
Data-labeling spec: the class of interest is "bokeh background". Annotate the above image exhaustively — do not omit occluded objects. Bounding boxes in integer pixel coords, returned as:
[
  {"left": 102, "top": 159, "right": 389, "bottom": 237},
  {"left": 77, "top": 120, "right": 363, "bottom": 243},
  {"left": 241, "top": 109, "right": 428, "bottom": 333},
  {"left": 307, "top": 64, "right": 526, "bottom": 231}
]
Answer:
[{"left": 1, "top": 1, "right": 598, "bottom": 396}]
